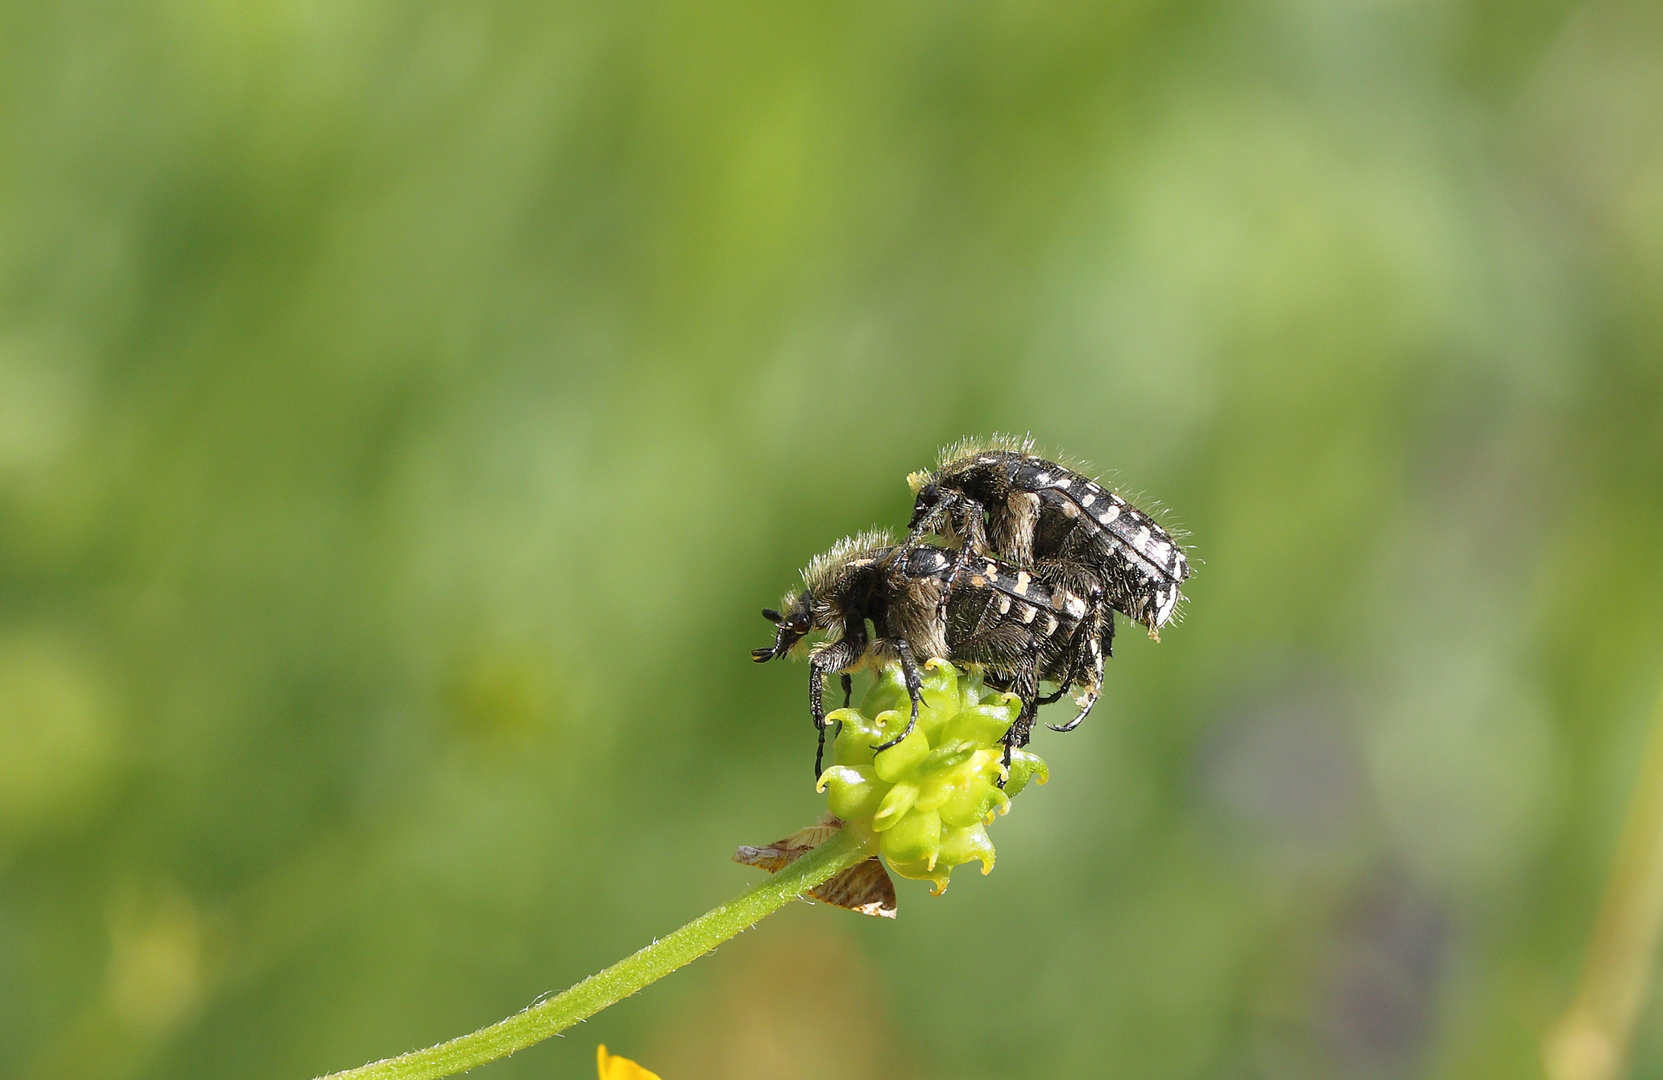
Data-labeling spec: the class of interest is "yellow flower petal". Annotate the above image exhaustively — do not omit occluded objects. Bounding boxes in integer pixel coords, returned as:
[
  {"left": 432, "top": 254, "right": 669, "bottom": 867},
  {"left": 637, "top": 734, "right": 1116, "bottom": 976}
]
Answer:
[{"left": 597, "top": 1044, "right": 663, "bottom": 1080}]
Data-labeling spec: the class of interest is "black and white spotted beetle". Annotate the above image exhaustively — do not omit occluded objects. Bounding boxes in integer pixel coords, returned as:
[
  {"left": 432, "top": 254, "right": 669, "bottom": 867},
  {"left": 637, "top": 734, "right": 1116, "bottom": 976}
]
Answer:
[
  {"left": 753, "top": 532, "right": 1104, "bottom": 775},
  {"left": 907, "top": 435, "right": 1190, "bottom": 637},
  {"left": 904, "top": 436, "right": 1189, "bottom": 735}
]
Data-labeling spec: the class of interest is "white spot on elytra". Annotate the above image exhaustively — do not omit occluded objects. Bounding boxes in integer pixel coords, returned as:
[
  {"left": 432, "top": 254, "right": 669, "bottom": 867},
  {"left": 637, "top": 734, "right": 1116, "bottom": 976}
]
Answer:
[
  {"left": 1061, "top": 501, "right": 1079, "bottom": 518},
  {"left": 1020, "top": 605, "right": 1037, "bottom": 624},
  {"left": 1014, "top": 571, "right": 1031, "bottom": 595},
  {"left": 1042, "top": 615, "right": 1059, "bottom": 636},
  {"left": 1098, "top": 505, "right": 1120, "bottom": 524},
  {"left": 997, "top": 595, "right": 1012, "bottom": 615},
  {"left": 1080, "top": 492, "right": 1096, "bottom": 508}
]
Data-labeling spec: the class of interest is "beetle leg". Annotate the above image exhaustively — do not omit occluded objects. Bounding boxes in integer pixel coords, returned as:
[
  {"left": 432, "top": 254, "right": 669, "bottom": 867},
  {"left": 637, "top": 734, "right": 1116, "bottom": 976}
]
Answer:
[
  {"left": 1050, "top": 608, "right": 1109, "bottom": 733},
  {"left": 809, "top": 637, "right": 863, "bottom": 777},
  {"left": 1042, "top": 612, "right": 1095, "bottom": 730},
  {"left": 871, "top": 638, "right": 925, "bottom": 751}
]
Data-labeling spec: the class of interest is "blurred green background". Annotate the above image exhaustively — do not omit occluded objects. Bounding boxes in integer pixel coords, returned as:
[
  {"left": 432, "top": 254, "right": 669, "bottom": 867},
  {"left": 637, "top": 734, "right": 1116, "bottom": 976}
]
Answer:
[{"left": 3, "top": 0, "right": 1663, "bottom": 1078}]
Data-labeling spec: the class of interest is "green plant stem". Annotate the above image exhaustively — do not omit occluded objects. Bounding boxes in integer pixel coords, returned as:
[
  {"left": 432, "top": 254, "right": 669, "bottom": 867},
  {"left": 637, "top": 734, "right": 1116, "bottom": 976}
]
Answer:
[
  {"left": 316, "top": 827, "right": 875, "bottom": 1080},
  {"left": 1546, "top": 671, "right": 1663, "bottom": 1080}
]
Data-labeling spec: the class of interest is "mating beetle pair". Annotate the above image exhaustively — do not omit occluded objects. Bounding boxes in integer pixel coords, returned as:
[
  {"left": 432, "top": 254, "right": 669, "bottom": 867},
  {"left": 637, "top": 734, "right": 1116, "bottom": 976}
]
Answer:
[{"left": 754, "top": 437, "right": 1191, "bottom": 775}]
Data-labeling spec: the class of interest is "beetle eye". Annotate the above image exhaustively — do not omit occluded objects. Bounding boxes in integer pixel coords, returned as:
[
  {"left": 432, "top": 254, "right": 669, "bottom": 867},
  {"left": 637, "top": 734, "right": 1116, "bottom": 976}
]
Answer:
[{"left": 911, "top": 485, "right": 942, "bottom": 517}]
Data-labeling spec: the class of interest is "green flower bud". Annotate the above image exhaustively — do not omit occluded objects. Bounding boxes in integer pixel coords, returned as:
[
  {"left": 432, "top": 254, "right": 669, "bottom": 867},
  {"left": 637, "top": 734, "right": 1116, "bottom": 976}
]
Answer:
[{"left": 816, "top": 659, "right": 1047, "bottom": 894}]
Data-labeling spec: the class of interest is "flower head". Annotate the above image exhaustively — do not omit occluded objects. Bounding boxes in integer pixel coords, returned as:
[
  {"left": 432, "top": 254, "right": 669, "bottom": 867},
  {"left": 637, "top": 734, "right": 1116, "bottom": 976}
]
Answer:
[
  {"left": 817, "top": 659, "right": 1047, "bottom": 893},
  {"left": 598, "top": 1045, "right": 662, "bottom": 1080}
]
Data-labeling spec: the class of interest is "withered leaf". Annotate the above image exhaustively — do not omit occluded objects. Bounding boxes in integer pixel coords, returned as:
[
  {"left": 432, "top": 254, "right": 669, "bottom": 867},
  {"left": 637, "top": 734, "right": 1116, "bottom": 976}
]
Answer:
[{"left": 734, "top": 815, "right": 896, "bottom": 919}]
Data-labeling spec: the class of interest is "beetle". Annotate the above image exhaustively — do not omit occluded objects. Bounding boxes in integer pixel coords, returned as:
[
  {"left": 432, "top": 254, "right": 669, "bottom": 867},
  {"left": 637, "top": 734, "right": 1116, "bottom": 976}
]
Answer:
[
  {"left": 753, "top": 533, "right": 1104, "bottom": 774},
  {"left": 907, "top": 435, "right": 1190, "bottom": 639}
]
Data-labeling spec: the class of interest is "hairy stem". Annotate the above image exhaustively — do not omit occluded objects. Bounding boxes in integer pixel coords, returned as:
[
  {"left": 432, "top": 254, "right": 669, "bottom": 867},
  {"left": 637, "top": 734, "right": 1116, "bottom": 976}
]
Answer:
[{"left": 316, "top": 827, "right": 876, "bottom": 1080}]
